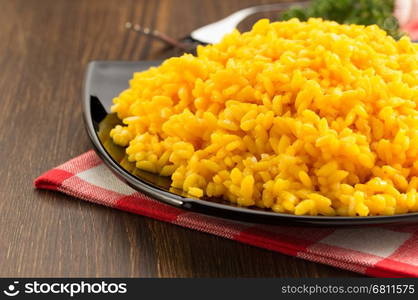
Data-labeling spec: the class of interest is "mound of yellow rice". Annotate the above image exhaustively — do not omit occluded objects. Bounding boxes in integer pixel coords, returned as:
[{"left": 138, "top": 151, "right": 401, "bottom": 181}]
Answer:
[{"left": 110, "top": 18, "right": 418, "bottom": 216}]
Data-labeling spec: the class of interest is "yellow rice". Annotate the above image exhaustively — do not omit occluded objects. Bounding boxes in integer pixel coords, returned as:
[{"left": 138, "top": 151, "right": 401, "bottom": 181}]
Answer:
[{"left": 110, "top": 18, "right": 418, "bottom": 216}]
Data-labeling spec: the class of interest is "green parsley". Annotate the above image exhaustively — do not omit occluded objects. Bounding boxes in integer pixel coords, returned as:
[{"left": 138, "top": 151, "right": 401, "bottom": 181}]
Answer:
[{"left": 280, "top": 0, "right": 402, "bottom": 39}]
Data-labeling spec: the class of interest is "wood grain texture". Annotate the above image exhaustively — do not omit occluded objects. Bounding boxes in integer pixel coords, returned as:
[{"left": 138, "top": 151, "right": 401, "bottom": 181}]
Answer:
[{"left": 0, "top": 0, "right": 362, "bottom": 277}]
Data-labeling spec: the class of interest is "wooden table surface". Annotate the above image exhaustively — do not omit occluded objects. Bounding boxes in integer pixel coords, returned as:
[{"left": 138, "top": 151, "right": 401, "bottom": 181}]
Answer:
[{"left": 0, "top": 0, "right": 362, "bottom": 277}]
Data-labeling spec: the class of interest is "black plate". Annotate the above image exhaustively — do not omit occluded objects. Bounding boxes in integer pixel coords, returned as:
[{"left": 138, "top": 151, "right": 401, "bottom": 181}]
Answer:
[{"left": 83, "top": 61, "right": 418, "bottom": 226}]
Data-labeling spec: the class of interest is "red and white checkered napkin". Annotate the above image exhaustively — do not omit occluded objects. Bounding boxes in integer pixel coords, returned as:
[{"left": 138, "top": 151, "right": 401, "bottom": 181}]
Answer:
[
  {"left": 34, "top": 150, "right": 418, "bottom": 277},
  {"left": 403, "top": 21, "right": 418, "bottom": 40}
]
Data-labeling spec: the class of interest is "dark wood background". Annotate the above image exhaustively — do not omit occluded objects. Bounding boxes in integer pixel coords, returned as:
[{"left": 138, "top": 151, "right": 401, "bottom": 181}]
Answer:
[{"left": 0, "top": 0, "right": 361, "bottom": 277}]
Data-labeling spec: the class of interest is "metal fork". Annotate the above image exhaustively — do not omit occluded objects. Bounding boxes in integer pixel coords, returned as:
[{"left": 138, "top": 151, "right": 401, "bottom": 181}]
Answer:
[
  {"left": 190, "top": 1, "right": 308, "bottom": 44},
  {"left": 126, "top": 1, "right": 308, "bottom": 49}
]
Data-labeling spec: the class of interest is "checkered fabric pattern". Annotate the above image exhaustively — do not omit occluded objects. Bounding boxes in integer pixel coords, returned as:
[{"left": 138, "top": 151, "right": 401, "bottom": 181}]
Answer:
[{"left": 34, "top": 150, "right": 418, "bottom": 277}]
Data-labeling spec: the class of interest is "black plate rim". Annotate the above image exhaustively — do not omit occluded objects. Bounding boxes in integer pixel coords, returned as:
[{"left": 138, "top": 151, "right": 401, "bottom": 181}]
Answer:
[{"left": 82, "top": 60, "right": 418, "bottom": 226}]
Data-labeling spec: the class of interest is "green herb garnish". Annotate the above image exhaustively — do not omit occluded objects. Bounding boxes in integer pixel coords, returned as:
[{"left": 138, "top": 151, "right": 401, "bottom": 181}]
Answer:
[{"left": 280, "top": 0, "right": 402, "bottom": 39}]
